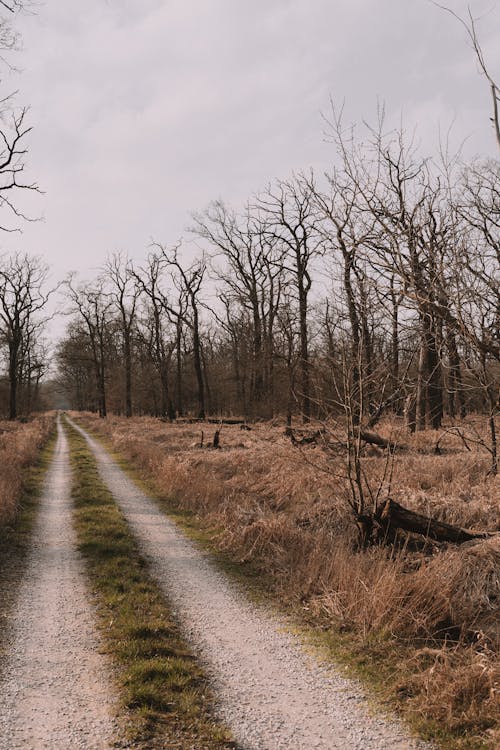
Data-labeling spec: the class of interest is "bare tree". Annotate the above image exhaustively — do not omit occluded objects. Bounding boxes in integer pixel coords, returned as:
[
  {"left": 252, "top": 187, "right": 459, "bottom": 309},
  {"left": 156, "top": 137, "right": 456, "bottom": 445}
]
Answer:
[
  {"left": 0, "top": 108, "right": 39, "bottom": 230},
  {"left": 433, "top": 2, "right": 500, "bottom": 153},
  {"left": 103, "top": 252, "right": 139, "bottom": 417},
  {"left": 131, "top": 252, "right": 177, "bottom": 420},
  {"left": 56, "top": 322, "right": 96, "bottom": 412},
  {"left": 153, "top": 243, "right": 207, "bottom": 419},
  {"left": 192, "top": 200, "right": 284, "bottom": 412},
  {"left": 0, "top": 253, "right": 52, "bottom": 419},
  {"left": 66, "top": 278, "right": 113, "bottom": 418},
  {"left": 257, "top": 176, "right": 323, "bottom": 422}
]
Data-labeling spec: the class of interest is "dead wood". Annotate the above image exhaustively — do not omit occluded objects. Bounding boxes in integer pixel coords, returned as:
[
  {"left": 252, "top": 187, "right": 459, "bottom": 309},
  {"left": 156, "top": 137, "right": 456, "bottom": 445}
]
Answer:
[
  {"left": 434, "top": 426, "right": 472, "bottom": 455},
  {"left": 360, "top": 430, "right": 402, "bottom": 451},
  {"left": 376, "top": 498, "right": 490, "bottom": 545},
  {"left": 285, "top": 427, "right": 324, "bottom": 446},
  {"left": 207, "top": 418, "right": 246, "bottom": 425}
]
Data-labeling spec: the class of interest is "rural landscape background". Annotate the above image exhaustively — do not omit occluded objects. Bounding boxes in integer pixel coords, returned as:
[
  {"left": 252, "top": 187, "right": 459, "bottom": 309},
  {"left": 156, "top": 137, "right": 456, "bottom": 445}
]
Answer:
[{"left": 0, "top": 1, "right": 498, "bottom": 749}]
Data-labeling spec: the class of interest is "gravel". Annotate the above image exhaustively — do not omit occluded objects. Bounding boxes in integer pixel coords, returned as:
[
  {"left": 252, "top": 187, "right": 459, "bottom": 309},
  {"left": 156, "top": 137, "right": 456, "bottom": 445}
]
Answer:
[
  {"left": 0, "top": 417, "right": 118, "bottom": 750},
  {"left": 72, "top": 418, "right": 434, "bottom": 750}
]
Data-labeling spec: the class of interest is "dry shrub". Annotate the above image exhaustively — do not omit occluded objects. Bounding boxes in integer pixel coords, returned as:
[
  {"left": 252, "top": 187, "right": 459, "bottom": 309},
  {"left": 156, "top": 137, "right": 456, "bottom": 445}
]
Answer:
[
  {"left": 0, "top": 415, "right": 55, "bottom": 526},
  {"left": 400, "top": 646, "right": 499, "bottom": 743},
  {"left": 77, "top": 412, "right": 500, "bottom": 746}
]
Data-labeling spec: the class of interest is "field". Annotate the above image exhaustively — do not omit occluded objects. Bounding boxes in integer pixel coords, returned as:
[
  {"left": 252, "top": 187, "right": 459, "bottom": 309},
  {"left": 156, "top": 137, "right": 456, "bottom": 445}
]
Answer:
[{"left": 76, "top": 412, "right": 500, "bottom": 749}]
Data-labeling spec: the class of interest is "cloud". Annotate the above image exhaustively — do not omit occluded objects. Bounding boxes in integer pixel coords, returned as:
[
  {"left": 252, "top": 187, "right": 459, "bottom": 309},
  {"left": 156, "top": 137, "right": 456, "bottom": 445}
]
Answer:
[{"left": 1, "top": 0, "right": 497, "bottom": 291}]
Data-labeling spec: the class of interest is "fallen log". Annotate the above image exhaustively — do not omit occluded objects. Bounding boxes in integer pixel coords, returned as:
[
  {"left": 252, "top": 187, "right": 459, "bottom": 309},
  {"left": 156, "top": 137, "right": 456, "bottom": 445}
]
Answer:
[
  {"left": 206, "top": 418, "right": 246, "bottom": 425},
  {"left": 360, "top": 430, "right": 402, "bottom": 451},
  {"left": 285, "top": 427, "right": 323, "bottom": 446},
  {"left": 376, "top": 498, "right": 490, "bottom": 545}
]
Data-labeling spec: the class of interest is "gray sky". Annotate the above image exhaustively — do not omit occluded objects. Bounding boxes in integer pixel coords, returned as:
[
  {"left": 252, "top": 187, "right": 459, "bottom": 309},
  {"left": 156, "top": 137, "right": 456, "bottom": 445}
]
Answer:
[{"left": 2, "top": 0, "right": 500, "bottom": 287}]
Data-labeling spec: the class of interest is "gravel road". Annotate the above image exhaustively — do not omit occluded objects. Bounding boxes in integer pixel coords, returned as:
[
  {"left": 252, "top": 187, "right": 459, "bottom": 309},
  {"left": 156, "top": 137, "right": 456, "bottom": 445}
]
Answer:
[
  {"left": 0, "top": 417, "right": 117, "bottom": 750},
  {"left": 72, "top": 418, "right": 433, "bottom": 750}
]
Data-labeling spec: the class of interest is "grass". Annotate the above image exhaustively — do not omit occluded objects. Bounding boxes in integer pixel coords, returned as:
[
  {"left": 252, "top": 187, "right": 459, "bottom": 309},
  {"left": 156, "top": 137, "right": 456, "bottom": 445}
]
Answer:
[
  {"left": 73, "top": 412, "right": 500, "bottom": 750},
  {"left": 0, "top": 414, "right": 55, "bottom": 527},
  {"left": 0, "top": 418, "right": 57, "bottom": 667},
  {"left": 65, "top": 420, "right": 237, "bottom": 750}
]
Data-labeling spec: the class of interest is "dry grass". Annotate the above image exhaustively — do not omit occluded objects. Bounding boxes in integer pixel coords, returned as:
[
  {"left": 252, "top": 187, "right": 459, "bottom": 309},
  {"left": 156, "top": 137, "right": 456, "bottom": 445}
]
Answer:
[
  {"left": 76, "top": 412, "right": 500, "bottom": 749},
  {"left": 0, "top": 415, "right": 56, "bottom": 527}
]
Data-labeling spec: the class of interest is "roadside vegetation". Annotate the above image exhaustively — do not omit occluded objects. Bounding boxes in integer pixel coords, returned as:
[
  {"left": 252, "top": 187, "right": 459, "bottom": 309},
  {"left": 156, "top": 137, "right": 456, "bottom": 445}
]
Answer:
[
  {"left": 0, "top": 415, "right": 55, "bottom": 528},
  {"left": 77, "top": 412, "right": 499, "bottom": 750},
  {"left": 0, "top": 414, "right": 56, "bottom": 665},
  {"left": 65, "top": 420, "right": 236, "bottom": 749}
]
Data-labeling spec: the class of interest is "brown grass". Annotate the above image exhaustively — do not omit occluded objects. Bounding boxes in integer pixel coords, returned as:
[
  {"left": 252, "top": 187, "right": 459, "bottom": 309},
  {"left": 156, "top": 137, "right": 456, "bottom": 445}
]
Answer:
[
  {"left": 76, "top": 412, "right": 500, "bottom": 749},
  {"left": 0, "top": 415, "right": 56, "bottom": 527}
]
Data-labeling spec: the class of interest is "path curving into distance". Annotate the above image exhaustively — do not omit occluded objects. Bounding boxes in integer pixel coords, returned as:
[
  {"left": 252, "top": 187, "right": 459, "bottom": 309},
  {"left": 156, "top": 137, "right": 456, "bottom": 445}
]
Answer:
[
  {"left": 0, "top": 417, "right": 117, "bottom": 750},
  {"left": 70, "top": 417, "right": 433, "bottom": 750}
]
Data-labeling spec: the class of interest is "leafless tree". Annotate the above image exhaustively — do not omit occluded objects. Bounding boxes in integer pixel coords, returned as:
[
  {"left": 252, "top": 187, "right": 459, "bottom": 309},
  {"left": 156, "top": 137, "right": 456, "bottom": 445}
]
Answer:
[
  {"left": 103, "top": 252, "right": 139, "bottom": 417},
  {"left": 0, "top": 108, "right": 39, "bottom": 230},
  {"left": 0, "top": 253, "right": 52, "bottom": 419},
  {"left": 257, "top": 176, "right": 323, "bottom": 422},
  {"left": 66, "top": 278, "right": 113, "bottom": 418},
  {"left": 433, "top": 2, "right": 500, "bottom": 153},
  {"left": 153, "top": 243, "right": 207, "bottom": 419},
  {"left": 192, "top": 200, "right": 285, "bottom": 412},
  {"left": 56, "top": 322, "right": 96, "bottom": 412},
  {"left": 131, "top": 252, "right": 177, "bottom": 420}
]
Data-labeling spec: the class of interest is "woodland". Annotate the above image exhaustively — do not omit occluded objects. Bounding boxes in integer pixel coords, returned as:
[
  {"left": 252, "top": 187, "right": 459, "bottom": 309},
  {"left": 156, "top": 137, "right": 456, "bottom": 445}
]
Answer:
[{"left": 0, "top": 4, "right": 498, "bottom": 748}]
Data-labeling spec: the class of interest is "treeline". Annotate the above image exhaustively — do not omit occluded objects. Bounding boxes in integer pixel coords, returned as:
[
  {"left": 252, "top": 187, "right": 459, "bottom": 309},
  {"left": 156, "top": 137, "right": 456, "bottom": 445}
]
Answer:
[
  {"left": 0, "top": 3, "right": 46, "bottom": 420},
  {"left": 55, "top": 120, "right": 498, "bottom": 437},
  {"left": 0, "top": 254, "right": 52, "bottom": 419},
  {"left": 0, "top": 118, "right": 497, "bottom": 444}
]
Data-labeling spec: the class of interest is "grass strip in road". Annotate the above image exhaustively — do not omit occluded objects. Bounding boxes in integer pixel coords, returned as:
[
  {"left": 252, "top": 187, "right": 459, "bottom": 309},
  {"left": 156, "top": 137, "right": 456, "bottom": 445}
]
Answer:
[{"left": 66, "top": 422, "right": 237, "bottom": 750}]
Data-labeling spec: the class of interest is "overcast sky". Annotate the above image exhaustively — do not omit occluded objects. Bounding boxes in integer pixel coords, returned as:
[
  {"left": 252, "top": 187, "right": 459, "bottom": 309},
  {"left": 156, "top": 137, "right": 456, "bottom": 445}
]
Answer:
[{"left": 2, "top": 0, "right": 500, "bottom": 290}]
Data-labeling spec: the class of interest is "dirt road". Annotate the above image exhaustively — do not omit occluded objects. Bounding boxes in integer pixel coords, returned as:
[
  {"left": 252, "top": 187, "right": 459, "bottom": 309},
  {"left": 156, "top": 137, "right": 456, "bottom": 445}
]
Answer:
[
  {"left": 71, "top": 418, "right": 432, "bottom": 750},
  {"left": 0, "top": 417, "right": 117, "bottom": 750}
]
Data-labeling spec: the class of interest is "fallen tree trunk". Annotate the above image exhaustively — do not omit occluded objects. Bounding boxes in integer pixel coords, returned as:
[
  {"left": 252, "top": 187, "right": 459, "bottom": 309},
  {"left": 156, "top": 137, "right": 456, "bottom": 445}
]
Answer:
[
  {"left": 285, "top": 427, "right": 323, "bottom": 446},
  {"left": 360, "top": 430, "right": 402, "bottom": 451},
  {"left": 207, "top": 418, "right": 246, "bottom": 425},
  {"left": 376, "top": 498, "right": 490, "bottom": 545}
]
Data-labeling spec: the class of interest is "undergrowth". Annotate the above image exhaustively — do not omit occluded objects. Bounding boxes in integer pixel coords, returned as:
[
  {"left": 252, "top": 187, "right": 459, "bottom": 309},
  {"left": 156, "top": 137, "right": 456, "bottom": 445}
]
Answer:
[{"left": 74, "top": 412, "right": 500, "bottom": 750}]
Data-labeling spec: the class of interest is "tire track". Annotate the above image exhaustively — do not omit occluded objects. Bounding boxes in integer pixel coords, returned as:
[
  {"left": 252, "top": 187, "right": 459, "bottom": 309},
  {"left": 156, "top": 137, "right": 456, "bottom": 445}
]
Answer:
[{"left": 0, "top": 416, "right": 117, "bottom": 750}]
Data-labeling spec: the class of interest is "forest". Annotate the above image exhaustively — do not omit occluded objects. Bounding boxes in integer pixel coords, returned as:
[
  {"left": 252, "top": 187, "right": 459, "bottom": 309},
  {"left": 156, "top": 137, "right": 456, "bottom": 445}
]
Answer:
[
  {"left": 1, "top": 117, "right": 498, "bottom": 468},
  {"left": 0, "top": 3, "right": 499, "bottom": 749}
]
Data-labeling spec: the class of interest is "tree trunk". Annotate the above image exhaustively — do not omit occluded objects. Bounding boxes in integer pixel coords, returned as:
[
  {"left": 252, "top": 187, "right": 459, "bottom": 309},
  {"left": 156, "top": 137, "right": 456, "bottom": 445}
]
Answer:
[
  {"left": 426, "top": 323, "right": 443, "bottom": 430},
  {"left": 489, "top": 414, "right": 497, "bottom": 476},
  {"left": 447, "top": 329, "right": 466, "bottom": 420},
  {"left": 251, "top": 298, "right": 263, "bottom": 402},
  {"left": 404, "top": 393, "right": 417, "bottom": 433},
  {"left": 192, "top": 305, "right": 205, "bottom": 420},
  {"left": 416, "top": 337, "right": 427, "bottom": 431},
  {"left": 175, "top": 319, "right": 183, "bottom": 417},
  {"left": 377, "top": 498, "right": 489, "bottom": 544},
  {"left": 159, "top": 357, "right": 172, "bottom": 420},
  {"left": 360, "top": 430, "right": 401, "bottom": 451},
  {"left": 124, "top": 330, "right": 132, "bottom": 417},
  {"left": 390, "top": 276, "right": 402, "bottom": 415},
  {"left": 343, "top": 249, "right": 361, "bottom": 424},
  {"left": 98, "top": 362, "right": 107, "bottom": 418},
  {"left": 297, "top": 277, "right": 310, "bottom": 422}
]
